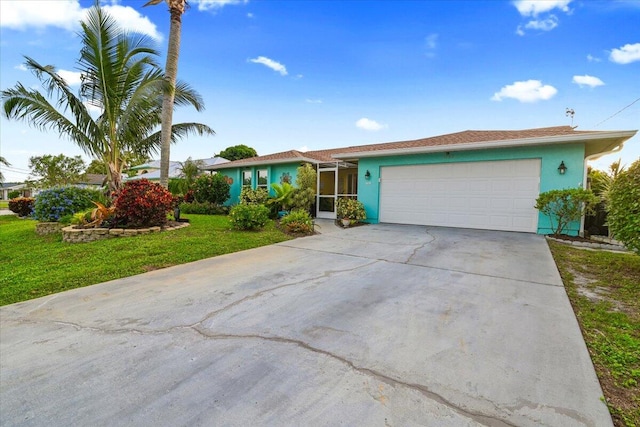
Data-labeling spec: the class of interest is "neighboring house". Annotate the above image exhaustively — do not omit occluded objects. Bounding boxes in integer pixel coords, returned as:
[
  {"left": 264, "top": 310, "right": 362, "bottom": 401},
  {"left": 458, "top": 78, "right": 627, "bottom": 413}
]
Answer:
[
  {"left": 77, "top": 174, "right": 107, "bottom": 189},
  {"left": 206, "top": 126, "right": 637, "bottom": 235},
  {"left": 0, "top": 182, "right": 32, "bottom": 200},
  {"left": 127, "top": 157, "right": 228, "bottom": 181}
]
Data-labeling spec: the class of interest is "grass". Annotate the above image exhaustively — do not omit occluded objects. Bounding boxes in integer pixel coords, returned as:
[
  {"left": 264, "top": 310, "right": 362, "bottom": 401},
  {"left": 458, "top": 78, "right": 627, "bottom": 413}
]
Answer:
[
  {"left": 0, "top": 214, "right": 293, "bottom": 306},
  {"left": 0, "top": 200, "right": 9, "bottom": 209},
  {"left": 548, "top": 241, "right": 640, "bottom": 427}
]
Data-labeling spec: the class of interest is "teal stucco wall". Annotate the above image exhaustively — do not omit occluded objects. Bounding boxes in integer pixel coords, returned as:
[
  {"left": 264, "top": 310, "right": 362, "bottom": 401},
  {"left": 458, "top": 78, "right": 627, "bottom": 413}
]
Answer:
[
  {"left": 218, "top": 163, "right": 301, "bottom": 205},
  {"left": 356, "top": 142, "right": 586, "bottom": 235}
]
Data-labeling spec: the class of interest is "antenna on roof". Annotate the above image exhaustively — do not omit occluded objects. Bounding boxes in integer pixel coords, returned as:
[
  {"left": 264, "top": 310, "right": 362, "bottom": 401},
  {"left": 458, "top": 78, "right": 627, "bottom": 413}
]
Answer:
[{"left": 565, "top": 108, "right": 575, "bottom": 128}]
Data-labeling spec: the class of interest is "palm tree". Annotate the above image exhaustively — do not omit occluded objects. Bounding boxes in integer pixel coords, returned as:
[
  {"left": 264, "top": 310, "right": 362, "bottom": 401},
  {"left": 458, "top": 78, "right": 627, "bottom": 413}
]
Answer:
[
  {"left": 0, "top": 156, "right": 10, "bottom": 183},
  {"left": 1, "top": 3, "right": 213, "bottom": 192},
  {"left": 145, "top": 0, "right": 187, "bottom": 188}
]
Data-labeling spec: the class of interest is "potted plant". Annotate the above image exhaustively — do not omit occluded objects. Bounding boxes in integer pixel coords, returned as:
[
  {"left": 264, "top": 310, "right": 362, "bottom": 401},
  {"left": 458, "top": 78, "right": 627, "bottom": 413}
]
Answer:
[{"left": 336, "top": 198, "right": 366, "bottom": 227}]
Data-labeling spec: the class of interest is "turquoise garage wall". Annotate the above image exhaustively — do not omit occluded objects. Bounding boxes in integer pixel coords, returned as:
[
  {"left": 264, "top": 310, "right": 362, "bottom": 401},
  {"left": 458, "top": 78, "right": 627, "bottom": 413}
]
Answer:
[{"left": 356, "top": 142, "right": 586, "bottom": 235}]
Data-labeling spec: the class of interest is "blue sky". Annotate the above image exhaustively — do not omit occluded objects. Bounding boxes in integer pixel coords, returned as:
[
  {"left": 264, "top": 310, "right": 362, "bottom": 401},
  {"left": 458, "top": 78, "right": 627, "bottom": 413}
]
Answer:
[{"left": 1, "top": 0, "right": 638, "bottom": 182}]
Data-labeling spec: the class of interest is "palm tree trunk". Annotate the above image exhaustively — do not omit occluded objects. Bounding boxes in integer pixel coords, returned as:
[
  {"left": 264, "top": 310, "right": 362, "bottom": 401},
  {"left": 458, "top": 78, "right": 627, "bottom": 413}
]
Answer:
[{"left": 159, "top": 3, "right": 184, "bottom": 188}]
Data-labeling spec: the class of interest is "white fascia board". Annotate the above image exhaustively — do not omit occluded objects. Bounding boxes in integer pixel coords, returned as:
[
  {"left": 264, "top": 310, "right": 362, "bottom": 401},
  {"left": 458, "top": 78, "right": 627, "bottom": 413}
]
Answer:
[
  {"left": 331, "top": 130, "right": 637, "bottom": 159},
  {"left": 205, "top": 157, "right": 320, "bottom": 170}
]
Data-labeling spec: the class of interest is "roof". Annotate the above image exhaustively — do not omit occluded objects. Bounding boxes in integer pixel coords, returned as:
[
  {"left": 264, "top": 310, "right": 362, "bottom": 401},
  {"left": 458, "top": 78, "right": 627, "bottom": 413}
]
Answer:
[
  {"left": 79, "top": 174, "right": 107, "bottom": 186},
  {"left": 207, "top": 126, "right": 637, "bottom": 170},
  {"left": 126, "top": 157, "right": 229, "bottom": 181}
]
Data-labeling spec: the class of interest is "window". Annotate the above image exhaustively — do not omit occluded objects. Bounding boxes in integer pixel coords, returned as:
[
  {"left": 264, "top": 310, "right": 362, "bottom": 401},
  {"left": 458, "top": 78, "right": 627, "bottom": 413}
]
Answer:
[
  {"left": 257, "top": 169, "right": 268, "bottom": 189},
  {"left": 242, "top": 170, "right": 252, "bottom": 187}
]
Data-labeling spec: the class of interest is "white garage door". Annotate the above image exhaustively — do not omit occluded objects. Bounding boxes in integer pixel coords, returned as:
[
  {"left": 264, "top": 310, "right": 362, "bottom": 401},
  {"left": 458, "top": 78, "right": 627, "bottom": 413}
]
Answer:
[{"left": 379, "top": 159, "right": 541, "bottom": 232}]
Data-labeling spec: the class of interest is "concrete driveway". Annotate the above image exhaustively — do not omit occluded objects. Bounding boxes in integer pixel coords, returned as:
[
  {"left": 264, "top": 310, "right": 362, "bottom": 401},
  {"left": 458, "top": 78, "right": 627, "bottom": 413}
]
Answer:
[{"left": 0, "top": 224, "right": 610, "bottom": 426}]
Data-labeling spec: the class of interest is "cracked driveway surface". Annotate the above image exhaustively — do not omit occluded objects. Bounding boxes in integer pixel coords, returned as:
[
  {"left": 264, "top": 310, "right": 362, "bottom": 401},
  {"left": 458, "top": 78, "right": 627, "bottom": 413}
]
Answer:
[{"left": 1, "top": 224, "right": 611, "bottom": 427}]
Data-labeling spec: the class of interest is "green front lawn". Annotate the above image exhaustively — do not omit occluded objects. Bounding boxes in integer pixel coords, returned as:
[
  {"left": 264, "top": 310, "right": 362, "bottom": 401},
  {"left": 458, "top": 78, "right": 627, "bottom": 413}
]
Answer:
[
  {"left": 0, "top": 214, "right": 293, "bottom": 306},
  {"left": 0, "top": 200, "right": 9, "bottom": 209},
  {"left": 549, "top": 241, "right": 640, "bottom": 427}
]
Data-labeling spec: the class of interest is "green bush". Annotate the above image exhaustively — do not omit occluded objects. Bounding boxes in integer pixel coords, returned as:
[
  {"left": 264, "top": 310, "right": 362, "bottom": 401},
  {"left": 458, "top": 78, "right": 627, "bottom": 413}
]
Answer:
[
  {"left": 240, "top": 187, "right": 269, "bottom": 205},
  {"left": 535, "top": 188, "right": 599, "bottom": 235},
  {"left": 7, "top": 190, "right": 20, "bottom": 199},
  {"left": 113, "top": 179, "right": 174, "bottom": 228},
  {"left": 229, "top": 204, "right": 270, "bottom": 230},
  {"left": 179, "top": 202, "right": 229, "bottom": 215},
  {"left": 290, "top": 164, "right": 317, "bottom": 212},
  {"left": 194, "top": 174, "right": 230, "bottom": 206},
  {"left": 8, "top": 197, "right": 34, "bottom": 217},
  {"left": 608, "top": 159, "right": 640, "bottom": 253},
  {"left": 336, "top": 198, "right": 366, "bottom": 222},
  {"left": 280, "top": 209, "right": 314, "bottom": 234},
  {"left": 32, "top": 187, "right": 104, "bottom": 222}
]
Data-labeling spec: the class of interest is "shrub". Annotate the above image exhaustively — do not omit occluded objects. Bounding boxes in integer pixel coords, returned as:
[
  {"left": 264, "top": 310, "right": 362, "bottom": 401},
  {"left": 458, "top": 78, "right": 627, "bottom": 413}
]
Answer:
[
  {"left": 535, "top": 188, "right": 599, "bottom": 236},
  {"left": 32, "top": 187, "right": 104, "bottom": 222},
  {"left": 229, "top": 204, "right": 270, "bottom": 230},
  {"left": 607, "top": 159, "right": 640, "bottom": 253},
  {"left": 280, "top": 209, "right": 314, "bottom": 234},
  {"left": 113, "top": 179, "right": 174, "bottom": 228},
  {"left": 8, "top": 190, "right": 20, "bottom": 199},
  {"left": 291, "top": 164, "right": 317, "bottom": 212},
  {"left": 240, "top": 187, "right": 269, "bottom": 205},
  {"left": 269, "top": 182, "right": 294, "bottom": 211},
  {"left": 194, "top": 174, "right": 230, "bottom": 205},
  {"left": 8, "top": 197, "right": 35, "bottom": 217},
  {"left": 179, "top": 201, "right": 229, "bottom": 215},
  {"left": 336, "top": 198, "right": 366, "bottom": 222}
]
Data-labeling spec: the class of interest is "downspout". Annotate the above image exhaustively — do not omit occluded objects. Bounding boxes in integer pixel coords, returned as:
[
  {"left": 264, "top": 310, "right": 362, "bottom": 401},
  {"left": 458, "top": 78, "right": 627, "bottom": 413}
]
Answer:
[{"left": 581, "top": 144, "right": 624, "bottom": 235}]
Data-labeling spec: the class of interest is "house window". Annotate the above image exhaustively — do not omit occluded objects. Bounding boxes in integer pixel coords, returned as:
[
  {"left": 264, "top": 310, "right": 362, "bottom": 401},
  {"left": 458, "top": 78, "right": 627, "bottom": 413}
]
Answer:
[
  {"left": 242, "top": 170, "right": 252, "bottom": 187},
  {"left": 257, "top": 169, "right": 268, "bottom": 189}
]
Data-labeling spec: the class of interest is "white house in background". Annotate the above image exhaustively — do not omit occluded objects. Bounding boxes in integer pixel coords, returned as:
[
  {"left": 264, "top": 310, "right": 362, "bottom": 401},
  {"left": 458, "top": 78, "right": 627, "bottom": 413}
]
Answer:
[
  {"left": 126, "top": 157, "right": 229, "bottom": 182},
  {"left": 0, "top": 182, "right": 32, "bottom": 200}
]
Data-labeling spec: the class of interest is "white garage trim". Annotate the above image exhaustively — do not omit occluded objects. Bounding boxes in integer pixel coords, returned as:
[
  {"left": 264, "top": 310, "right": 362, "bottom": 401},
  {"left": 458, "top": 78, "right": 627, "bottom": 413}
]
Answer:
[{"left": 379, "top": 159, "right": 541, "bottom": 233}]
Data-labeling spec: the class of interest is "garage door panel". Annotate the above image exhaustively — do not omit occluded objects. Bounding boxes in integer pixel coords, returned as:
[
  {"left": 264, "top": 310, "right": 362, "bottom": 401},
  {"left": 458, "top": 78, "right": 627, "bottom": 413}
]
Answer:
[{"left": 379, "top": 159, "right": 540, "bottom": 233}]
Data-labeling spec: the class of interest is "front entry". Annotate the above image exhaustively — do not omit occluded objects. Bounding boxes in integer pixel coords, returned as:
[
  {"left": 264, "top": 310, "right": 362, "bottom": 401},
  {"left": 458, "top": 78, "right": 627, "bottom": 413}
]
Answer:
[{"left": 316, "top": 166, "right": 337, "bottom": 219}]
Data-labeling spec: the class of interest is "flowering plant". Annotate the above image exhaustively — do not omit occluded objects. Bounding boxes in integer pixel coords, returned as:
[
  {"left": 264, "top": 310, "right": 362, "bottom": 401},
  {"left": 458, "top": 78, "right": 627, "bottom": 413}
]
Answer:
[
  {"left": 336, "top": 198, "right": 366, "bottom": 222},
  {"left": 32, "top": 187, "right": 103, "bottom": 222}
]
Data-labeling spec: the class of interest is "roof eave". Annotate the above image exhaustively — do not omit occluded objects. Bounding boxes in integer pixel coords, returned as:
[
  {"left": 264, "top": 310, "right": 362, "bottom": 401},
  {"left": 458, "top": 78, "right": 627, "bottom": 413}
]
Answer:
[
  {"left": 331, "top": 130, "right": 638, "bottom": 159},
  {"left": 205, "top": 157, "right": 320, "bottom": 170}
]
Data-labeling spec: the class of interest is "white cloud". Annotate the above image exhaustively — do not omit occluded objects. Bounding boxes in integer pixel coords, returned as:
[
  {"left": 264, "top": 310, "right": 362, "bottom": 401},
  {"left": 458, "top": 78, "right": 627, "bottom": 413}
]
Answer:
[
  {"left": 572, "top": 75, "right": 605, "bottom": 88},
  {"left": 513, "top": 1, "right": 571, "bottom": 35},
  {"left": 249, "top": 56, "right": 288, "bottom": 76},
  {"left": 0, "top": 1, "right": 162, "bottom": 41},
  {"left": 58, "top": 70, "right": 83, "bottom": 86},
  {"left": 587, "top": 54, "right": 601, "bottom": 62},
  {"left": 425, "top": 33, "right": 438, "bottom": 58},
  {"left": 195, "top": 0, "right": 248, "bottom": 12},
  {"left": 305, "top": 99, "right": 323, "bottom": 104},
  {"left": 0, "top": 0, "right": 84, "bottom": 30},
  {"left": 247, "top": 12, "right": 254, "bottom": 18},
  {"left": 609, "top": 43, "right": 640, "bottom": 64},
  {"left": 356, "top": 118, "right": 387, "bottom": 131},
  {"left": 14, "top": 64, "right": 27, "bottom": 71},
  {"left": 101, "top": 4, "right": 162, "bottom": 41},
  {"left": 491, "top": 80, "right": 558, "bottom": 103},
  {"left": 298, "top": 146, "right": 309, "bottom": 152},
  {"left": 524, "top": 15, "right": 559, "bottom": 31},
  {"left": 513, "top": 0, "right": 572, "bottom": 16}
]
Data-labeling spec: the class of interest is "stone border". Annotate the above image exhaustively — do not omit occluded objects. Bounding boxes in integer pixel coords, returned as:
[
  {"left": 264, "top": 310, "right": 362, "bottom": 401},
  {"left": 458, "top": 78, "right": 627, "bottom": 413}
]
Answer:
[
  {"left": 62, "top": 222, "right": 190, "bottom": 243},
  {"left": 36, "top": 222, "right": 64, "bottom": 235},
  {"left": 545, "top": 235, "right": 628, "bottom": 252}
]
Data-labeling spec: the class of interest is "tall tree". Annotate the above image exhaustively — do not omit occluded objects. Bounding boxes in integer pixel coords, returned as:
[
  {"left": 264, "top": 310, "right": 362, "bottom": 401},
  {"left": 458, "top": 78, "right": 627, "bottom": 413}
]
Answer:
[
  {"left": 2, "top": 3, "right": 213, "bottom": 192},
  {"left": 218, "top": 145, "right": 258, "bottom": 161},
  {"left": 0, "top": 156, "right": 10, "bottom": 183},
  {"left": 28, "top": 154, "right": 86, "bottom": 188},
  {"left": 145, "top": 0, "right": 187, "bottom": 188}
]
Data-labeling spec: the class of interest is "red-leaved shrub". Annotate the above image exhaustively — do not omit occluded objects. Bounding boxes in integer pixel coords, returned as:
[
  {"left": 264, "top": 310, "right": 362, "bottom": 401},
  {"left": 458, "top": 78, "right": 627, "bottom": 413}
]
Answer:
[
  {"left": 8, "top": 197, "right": 35, "bottom": 217},
  {"left": 113, "top": 179, "right": 174, "bottom": 228}
]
